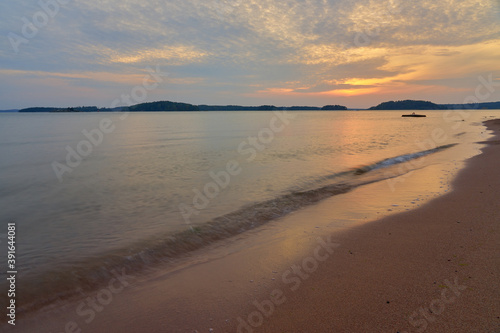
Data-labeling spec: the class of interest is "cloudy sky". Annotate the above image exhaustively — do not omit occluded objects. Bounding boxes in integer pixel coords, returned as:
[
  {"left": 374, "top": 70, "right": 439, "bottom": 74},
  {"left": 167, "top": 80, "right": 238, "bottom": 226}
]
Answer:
[{"left": 1, "top": 0, "right": 499, "bottom": 109}]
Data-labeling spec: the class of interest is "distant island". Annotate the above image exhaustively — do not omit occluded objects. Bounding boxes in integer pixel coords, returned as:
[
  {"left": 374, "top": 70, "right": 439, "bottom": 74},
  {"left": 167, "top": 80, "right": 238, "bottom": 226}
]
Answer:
[
  {"left": 17, "top": 101, "right": 348, "bottom": 112},
  {"left": 197, "top": 105, "right": 347, "bottom": 111},
  {"left": 129, "top": 101, "right": 199, "bottom": 112},
  {"left": 18, "top": 106, "right": 105, "bottom": 113},
  {"left": 321, "top": 105, "right": 348, "bottom": 110},
  {"left": 369, "top": 100, "right": 500, "bottom": 110},
  {"left": 8, "top": 99, "right": 500, "bottom": 113},
  {"left": 369, "top": 100, "right": 442, "bottom": 110}
]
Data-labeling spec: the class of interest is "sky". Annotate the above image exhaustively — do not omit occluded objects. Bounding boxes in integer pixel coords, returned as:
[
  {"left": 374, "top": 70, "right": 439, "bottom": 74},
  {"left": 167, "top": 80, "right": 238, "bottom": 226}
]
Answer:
[{"left": 0, "top": 0, "right": 499, "bottom": 109}]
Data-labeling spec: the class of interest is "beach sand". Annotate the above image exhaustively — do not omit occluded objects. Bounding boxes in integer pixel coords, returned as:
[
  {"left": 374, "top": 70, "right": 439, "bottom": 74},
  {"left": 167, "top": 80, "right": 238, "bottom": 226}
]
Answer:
[{"left": 11, "top": 119, "right": 500, "bottom": 333}]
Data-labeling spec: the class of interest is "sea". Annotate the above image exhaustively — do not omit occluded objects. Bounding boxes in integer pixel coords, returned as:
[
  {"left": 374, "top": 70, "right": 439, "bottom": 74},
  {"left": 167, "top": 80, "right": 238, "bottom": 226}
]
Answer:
[{"left": 0, "top": 110, "right": 498, "bottom": 314}]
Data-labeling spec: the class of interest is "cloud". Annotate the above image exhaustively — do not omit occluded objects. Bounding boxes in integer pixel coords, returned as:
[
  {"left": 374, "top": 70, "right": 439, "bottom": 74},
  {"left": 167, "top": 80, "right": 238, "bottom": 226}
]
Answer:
[
  {"left": 247, "top": 38, "right": 500, "bottom": 100},
  {"left": 0, "top": 0, "right": 499, "bottom": 108},
  {"left": 102, "top": 45, "right": 210, "bottom": 65},
  {"left": 336, "top": 0, "right": 500, "bottom": 46}
]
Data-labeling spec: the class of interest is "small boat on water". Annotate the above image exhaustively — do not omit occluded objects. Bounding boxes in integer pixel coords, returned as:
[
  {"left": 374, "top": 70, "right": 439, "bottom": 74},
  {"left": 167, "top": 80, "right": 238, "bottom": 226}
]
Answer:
[{"left": 402, "top": 112, "right": 426, "bottom": 117}]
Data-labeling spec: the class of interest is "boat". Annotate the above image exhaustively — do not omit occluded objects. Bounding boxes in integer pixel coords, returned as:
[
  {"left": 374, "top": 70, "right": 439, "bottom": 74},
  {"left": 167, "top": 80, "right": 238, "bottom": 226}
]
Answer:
[{"left": 402, "top": 112, "right": 426, "bottom": 117}]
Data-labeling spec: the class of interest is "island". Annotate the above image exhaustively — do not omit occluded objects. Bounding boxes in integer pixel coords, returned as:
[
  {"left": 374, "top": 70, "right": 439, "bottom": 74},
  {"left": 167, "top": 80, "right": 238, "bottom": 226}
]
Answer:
[
  {"left": 369, "top": 99, "right": 500, "bottom": 110},
  {"left": 11, "top": 99, "right": 500, "bottom": 112}
]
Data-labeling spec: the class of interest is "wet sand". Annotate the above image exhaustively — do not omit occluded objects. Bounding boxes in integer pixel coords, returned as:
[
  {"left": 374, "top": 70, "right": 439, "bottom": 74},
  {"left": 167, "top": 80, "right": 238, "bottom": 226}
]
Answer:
[{"left": 10, "top": 119, "right": 500, "bottom": 333}]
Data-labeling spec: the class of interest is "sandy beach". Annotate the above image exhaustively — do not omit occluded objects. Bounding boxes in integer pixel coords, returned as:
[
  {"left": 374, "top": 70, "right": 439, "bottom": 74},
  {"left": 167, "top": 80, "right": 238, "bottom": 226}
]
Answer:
[{"left": 10, "top": 119, "right": 500, "bottom": 333}]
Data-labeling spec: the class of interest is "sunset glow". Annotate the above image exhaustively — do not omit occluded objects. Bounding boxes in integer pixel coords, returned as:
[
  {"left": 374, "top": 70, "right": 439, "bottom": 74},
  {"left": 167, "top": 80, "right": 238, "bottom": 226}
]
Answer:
[{"left": 1, "top": 0, "right": 499, "bottom": 109}]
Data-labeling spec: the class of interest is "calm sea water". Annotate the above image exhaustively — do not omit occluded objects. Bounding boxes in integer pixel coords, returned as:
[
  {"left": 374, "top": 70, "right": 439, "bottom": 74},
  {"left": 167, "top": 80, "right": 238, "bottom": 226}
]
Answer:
[{"left": 0, "top": 110, "right": 497, "bottom": 310}]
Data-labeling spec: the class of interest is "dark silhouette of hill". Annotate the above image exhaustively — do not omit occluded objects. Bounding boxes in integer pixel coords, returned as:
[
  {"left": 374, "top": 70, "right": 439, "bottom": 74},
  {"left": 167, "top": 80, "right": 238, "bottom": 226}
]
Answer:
[
  {"left": 14, "top": 100, "right": 500, "bottom": 112},
  {"left": 19, "top": 106, "right": 100, "bottom": 112},
  {"left": 127, "top": 101, "right": 199, "bottom": 111},
  {"left": 369, "top": 100, "right": 443, "bottom": 110},
  {"left": 321, "top": 105, "right": 348, "bottom": 110},
  {"left": 197, "top": 105, "right": 340, "bottom": 111},
  {"left": 369, "top": 100, "right": 500, "bottom": 110},
  {"left": 440, "top": 101, "right": 500, "bottom": 110}
]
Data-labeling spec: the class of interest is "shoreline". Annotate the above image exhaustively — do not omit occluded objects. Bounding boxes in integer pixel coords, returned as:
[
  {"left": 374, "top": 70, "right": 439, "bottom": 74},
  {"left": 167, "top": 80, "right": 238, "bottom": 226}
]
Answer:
[
  {"left": 8, "top": 119, "right": 500, "bottom": 332},
  {"left": 256, "top": 119, "right": 500, "bottom": 332},
  {"left": 2, "top": 113, "right": 472, "bottom": 318}
]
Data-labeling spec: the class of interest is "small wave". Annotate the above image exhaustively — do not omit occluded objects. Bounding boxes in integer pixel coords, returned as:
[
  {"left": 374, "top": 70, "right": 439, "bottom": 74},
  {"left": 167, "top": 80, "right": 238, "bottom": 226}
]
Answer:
[
  {"left": 353, "top": 144, "right": 456, "bottom": 175},
  {"left": 0, "top": 182, "right": 356, "bottom": 319}
]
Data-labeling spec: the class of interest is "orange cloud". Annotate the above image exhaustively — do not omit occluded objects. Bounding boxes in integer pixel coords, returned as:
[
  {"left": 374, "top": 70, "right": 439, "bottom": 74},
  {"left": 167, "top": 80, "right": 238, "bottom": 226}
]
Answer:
[
  {"left": 88, "top": 45, "right": 211, "bottom": 65},
  {"left": 300, "top": 39, "right": 500, "bottom": 98},
  {"left": 256, "top": 88, "right": 295, "bottom": 94}
]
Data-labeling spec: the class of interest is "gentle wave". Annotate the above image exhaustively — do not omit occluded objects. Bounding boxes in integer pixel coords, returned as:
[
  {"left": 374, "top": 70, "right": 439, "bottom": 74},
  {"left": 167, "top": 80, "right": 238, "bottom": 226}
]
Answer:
[
  {"left": 0, "top": 143, "right": 457, "bottom": 319},
  {"left": 353, "top": 144, "right": 457, "bottom": 175}
]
